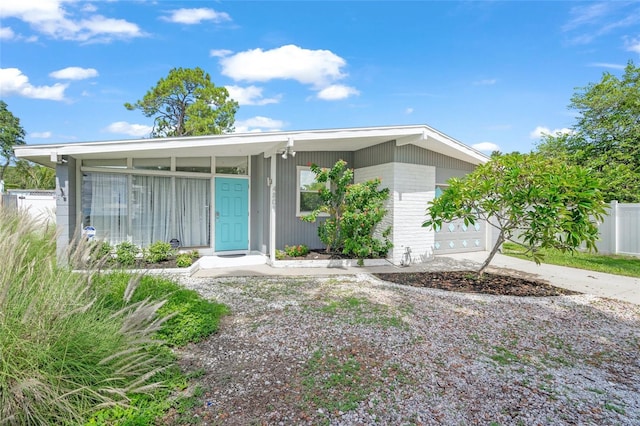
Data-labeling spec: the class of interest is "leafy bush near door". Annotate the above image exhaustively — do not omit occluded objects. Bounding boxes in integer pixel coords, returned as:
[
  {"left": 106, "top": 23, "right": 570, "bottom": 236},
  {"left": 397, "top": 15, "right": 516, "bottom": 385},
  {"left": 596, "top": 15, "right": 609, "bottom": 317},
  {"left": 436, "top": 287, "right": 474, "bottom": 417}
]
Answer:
[
  {"left": 302, "top": 159, "right": 392, "bottom": 260},
  {"left": 87, "top": 240, "right": 198, "bottom": 268},
  {"left": 143, "top": 241, "right": 176, "bottom": 263}
]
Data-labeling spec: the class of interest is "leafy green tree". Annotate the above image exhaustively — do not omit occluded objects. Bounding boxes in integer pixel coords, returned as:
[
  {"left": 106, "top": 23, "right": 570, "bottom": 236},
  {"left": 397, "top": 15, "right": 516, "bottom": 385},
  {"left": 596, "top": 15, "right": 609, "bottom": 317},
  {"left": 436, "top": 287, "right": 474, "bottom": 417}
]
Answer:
[
  {"left": 423, "top": 153, "right": 606, "bottom": 276},
  {"left": 125, "top": 67, "right": 238, "bottom": 137},
  {"left": 302, "top": 160, "right": 392, "bottom": 261},
  {"left": 536, "top": 61, "right": 640, "bottom": 202},
  {"left": 0, "top": 100, "right": 26, "bottom": 189},
  {"left": 4, "top": 160, "right": 55, "bottom": 190}
]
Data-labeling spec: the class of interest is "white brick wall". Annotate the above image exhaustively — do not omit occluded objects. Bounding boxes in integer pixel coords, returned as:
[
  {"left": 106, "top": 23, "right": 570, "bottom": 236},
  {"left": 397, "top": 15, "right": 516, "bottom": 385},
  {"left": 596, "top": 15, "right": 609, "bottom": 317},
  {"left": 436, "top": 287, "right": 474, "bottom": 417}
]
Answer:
[{"left": 355, "top": 163, "right": 435, "bottom": 264}]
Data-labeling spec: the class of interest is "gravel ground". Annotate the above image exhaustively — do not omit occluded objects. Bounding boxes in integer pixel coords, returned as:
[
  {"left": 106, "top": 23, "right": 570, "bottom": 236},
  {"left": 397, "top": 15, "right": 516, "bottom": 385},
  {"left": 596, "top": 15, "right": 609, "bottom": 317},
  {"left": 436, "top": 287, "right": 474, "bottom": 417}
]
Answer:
[{"left": 176, "top": 269, "right": 640, "bottom": 425}]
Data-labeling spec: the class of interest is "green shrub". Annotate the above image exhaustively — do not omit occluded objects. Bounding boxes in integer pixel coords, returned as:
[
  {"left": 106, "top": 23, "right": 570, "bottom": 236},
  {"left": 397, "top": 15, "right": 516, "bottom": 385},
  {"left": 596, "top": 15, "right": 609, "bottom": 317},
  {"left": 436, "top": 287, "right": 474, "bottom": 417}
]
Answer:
[
  {"left": 284, "top": 244, "right": 310, "bottom": 257},
  {"left": 89, "top": 239, "right": 114, "bottom": 266},
  {"left": 115, "top": 241, "right": 140, "bottom": 266},
  {"left": 0, "top": 210, "right": 170, "bottom": 425},
  {"left": 144, "top": 241, "right": 176, "bottom": 263},
  {"left": 176, "top": 253, "right": 193, "bottom": 268},
  {"left": 92, "top": 273, "right": 229, "bottom": 347},
  {"left": 275, "top": 249, "right": 286, "bottom": 260},
  {"left": 302, "top": 159, "right": 392, "bottom": 259}
]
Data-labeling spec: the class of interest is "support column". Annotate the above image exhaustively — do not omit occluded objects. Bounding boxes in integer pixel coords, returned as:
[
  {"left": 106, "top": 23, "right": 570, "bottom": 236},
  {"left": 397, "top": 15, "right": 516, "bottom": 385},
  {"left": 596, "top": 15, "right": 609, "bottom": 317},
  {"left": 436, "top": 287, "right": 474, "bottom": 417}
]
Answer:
[{"left": 54, "top": 157, "right": 77, "bottom": 265}]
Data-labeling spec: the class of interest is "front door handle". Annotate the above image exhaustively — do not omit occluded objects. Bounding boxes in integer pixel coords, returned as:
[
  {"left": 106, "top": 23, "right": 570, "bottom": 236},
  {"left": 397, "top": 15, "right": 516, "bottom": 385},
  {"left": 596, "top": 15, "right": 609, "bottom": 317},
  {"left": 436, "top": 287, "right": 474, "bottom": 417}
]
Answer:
[{"left": 215, "top": 211, "right": 220, "bottom": 221}]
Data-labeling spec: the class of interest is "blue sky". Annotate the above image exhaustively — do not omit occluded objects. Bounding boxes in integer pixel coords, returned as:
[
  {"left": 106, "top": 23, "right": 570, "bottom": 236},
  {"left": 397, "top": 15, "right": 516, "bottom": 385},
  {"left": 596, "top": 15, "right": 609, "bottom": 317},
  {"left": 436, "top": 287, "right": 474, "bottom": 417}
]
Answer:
[{"left": 1, "top": 1, "right": 639, "bottom": 154}]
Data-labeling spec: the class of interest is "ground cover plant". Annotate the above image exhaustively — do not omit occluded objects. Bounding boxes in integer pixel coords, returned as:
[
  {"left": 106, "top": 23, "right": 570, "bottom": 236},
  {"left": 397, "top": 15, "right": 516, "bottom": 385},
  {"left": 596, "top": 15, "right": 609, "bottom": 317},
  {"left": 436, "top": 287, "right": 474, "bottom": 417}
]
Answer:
[
  {"left": 0, "top": 209, "right": 227, "bottom": 425},
  {"left": 88, "top": 240, "right": 199, "bottom": 269},
  {"left": 501, "top": 242, "right": 640, "bottom": 278}
]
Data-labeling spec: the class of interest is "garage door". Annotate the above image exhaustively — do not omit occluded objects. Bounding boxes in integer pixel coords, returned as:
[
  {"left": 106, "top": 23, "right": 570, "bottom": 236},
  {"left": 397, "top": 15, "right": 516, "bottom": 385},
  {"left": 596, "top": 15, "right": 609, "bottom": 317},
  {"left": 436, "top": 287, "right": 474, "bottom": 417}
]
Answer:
[{"left": 434, "top": 219, "right": 486, "bottom": 254}]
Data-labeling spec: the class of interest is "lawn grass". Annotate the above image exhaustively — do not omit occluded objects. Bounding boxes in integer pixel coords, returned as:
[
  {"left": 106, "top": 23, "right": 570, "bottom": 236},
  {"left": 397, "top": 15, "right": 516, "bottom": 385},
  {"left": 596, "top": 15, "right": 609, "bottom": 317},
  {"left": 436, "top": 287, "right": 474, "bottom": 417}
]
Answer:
[{"left": 501, "top": 242, "right": 640, "bottom": 278}]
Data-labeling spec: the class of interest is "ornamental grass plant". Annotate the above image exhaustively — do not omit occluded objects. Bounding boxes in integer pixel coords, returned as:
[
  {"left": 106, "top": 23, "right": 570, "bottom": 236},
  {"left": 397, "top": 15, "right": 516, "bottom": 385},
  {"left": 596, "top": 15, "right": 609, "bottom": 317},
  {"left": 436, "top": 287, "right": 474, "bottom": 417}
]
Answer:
[{"left": 0, "top": 209, "right": 171, "bottom": 425}]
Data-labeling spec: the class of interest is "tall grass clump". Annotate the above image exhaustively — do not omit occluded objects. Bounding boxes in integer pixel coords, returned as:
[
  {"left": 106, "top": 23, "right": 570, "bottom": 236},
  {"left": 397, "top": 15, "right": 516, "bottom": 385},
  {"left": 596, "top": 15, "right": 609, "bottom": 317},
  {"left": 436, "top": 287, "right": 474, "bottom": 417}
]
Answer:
[{"left": 0, "top": 209, "right": 171, "bottom": 425}]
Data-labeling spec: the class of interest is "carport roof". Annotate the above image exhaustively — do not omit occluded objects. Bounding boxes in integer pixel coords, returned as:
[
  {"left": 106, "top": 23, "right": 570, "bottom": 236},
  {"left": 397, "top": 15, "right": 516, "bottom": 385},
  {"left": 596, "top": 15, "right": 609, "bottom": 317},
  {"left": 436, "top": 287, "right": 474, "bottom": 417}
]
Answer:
[{"left": 15, "top": 124, "right": 488, "bottom": 168}]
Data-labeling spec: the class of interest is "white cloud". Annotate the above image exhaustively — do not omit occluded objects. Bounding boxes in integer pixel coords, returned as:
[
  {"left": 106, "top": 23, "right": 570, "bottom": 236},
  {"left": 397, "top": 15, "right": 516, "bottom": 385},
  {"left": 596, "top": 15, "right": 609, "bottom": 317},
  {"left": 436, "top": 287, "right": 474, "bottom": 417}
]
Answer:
[
  {"left": 0, "top": 26, "right": 15, "bottom": 40},
  {"left": 81, "top": 3, "right": 97, "bottom": 13},
  {"left": 529, "top": 126, "right": 573, "bottom": 139},
  {"left": 472, "top": 142, "right": 501, "bottom": 152},
  {"left": 29, "top": 131, "right": 52, "bottom": 139},
  {"left": 0, "top": 68, "right": 67, "bottom": 100},
  {"left": 225, "top": 85, "right": 280, "bottom": 106},
  {"left": 0, "top": 1, "right": 143, "bottom": 42},
  {"left": 105, "top": 121, "right": 153, "bottom": 137},
  {"left": 163, "top": 8, "right": 231, "bottom": 24},
  {"left": 563, "top": 2, "right": 613, "bottom": 32},
  {"left": 220, "top": 44, "right": 347, "bottom": 87},
  {"left": 562, "top": 2, "right": 640, "bottom": 45},
  {"left": 473, "top": 78, "right": 497, "bottom": 86},
  {"left": 316, "top": 84, "right": 359, "bottom": 101},
  {"left": 219, "top": 45, "right": 359, "bottom": 100},
  {"left": 49, "top": 67, "right": 98, "bottom": 80},
  {"left": 625, "top": 36, "right": 640, "bottom": 54},
  {"left": 405, "top": 107, "right": 414, "bottom": 115},
  {"left": 588, "top": 62, "right": 626, "bottom": 70},
  {"left": 234, "top": 116, "right": 285, "bottom": 133},
  {"left": 0, "top": 26, "right": 37, "bottom": 42},
  {"left": 210, "top": 49, "right": 233, "bottom": 58}
]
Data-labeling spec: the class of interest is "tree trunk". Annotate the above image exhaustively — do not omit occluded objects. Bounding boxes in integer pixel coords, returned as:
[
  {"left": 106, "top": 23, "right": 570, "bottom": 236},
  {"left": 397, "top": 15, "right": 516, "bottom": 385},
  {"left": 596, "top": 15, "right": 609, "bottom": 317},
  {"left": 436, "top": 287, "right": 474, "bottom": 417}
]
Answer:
[{"left": 477, "top": 232, "right": 504, "bottom": 277}]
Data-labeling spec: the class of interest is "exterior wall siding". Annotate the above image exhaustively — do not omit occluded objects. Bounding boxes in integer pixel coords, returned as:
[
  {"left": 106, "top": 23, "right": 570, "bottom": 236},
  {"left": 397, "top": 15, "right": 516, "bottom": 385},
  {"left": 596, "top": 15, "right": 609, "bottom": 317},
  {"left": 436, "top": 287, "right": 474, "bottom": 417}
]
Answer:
[
  {"left": 250, "top": 155, "right": 270, "bottom": 253},
  {"left": 436, "top": 167, "right": 476, "bottom": 184},
  {"left": 353, "top": 140, "right": 395, "bottom": 169},
  {"left": 354, "top": 140, "right": 477, "bottom": 171},
  {"left": 394, "top": 144, "right": 477, "bottom": 170},
  {"left": 275, "top": 151, "right": 353, "bottom": 250},
  {"left": 355, "top": 163, "right": 436, "bottom": 264}
]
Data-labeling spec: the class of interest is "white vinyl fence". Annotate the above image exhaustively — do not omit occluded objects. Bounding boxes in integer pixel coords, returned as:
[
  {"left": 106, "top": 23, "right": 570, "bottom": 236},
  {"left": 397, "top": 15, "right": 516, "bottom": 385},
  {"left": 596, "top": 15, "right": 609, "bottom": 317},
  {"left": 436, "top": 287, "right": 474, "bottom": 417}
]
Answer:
[
  {"left": 0, "top": 190, "right": 56, "bottom": 224},
  {"left": 596, "top": 201, "right": 640, "bottom": 257}
]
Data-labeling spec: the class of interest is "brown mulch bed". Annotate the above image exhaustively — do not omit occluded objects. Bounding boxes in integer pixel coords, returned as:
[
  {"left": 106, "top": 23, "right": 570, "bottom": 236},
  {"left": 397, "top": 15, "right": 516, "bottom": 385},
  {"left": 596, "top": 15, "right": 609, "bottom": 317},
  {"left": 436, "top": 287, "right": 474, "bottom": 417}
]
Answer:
[{"left": 374, "top": 271, "right": 581, "bottom": 297}]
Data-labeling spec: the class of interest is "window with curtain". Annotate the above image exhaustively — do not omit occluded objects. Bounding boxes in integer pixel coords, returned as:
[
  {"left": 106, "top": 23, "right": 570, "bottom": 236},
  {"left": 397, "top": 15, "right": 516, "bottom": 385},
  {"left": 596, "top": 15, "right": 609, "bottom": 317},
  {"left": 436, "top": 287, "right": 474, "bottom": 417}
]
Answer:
[
  {"left": 82, "top": 173, "right": 211, "bottom": 248},
  {"left": 82, "top": 172, "right": 129, "bottom": 244},
  {"left": 131, "top": 175, "right": 172, "bottom": 247},
  {"left": 176, "top": 177, "right": 210, "bottom": 247}
]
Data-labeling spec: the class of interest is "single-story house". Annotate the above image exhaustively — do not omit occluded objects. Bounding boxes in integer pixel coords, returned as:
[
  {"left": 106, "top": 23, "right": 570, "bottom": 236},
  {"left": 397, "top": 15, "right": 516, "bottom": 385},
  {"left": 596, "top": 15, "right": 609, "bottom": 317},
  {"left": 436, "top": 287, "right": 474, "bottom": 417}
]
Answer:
[{"left": 15, "top": 125, "right": 489, "bottom": 265}]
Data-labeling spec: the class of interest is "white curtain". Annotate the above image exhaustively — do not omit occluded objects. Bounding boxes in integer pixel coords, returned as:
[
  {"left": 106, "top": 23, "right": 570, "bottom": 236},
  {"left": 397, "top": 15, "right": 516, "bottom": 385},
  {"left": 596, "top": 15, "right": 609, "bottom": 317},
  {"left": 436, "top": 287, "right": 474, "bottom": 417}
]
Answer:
[
  {"left": 176, "top": 178, "right": 210, "bottom": 247},
  {"left": 131, "top": 175, "right": 172, "bottom": 247},
  {"left": 88, "top": 173, "right": 128, "bottom": 244}
]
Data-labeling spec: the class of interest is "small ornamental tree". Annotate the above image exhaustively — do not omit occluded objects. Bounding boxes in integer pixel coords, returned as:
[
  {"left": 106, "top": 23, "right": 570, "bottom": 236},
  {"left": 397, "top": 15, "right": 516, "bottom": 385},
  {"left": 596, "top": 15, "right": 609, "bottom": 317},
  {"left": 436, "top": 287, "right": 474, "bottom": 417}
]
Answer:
[
  {"left": 423, "top": 152, "right": 607, "bottom": 276},
  {"left": 301, "top": 160, "right": 392, "bottom": 261}
]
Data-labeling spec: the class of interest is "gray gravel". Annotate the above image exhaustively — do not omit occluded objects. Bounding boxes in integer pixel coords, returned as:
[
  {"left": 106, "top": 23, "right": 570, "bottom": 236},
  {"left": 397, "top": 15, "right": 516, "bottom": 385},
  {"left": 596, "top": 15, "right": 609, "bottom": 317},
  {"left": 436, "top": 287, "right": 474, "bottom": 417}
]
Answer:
[{"left": 176, "top": 272, "right": 640, "bottom": 425}]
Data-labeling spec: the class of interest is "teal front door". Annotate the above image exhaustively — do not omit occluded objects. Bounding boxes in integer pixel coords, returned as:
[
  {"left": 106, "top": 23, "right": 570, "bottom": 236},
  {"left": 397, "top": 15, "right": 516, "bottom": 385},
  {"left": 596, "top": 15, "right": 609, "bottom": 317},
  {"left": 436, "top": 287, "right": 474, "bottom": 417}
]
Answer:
[{"left": 215, "top": 177, "right": 249, "bottom": 251}]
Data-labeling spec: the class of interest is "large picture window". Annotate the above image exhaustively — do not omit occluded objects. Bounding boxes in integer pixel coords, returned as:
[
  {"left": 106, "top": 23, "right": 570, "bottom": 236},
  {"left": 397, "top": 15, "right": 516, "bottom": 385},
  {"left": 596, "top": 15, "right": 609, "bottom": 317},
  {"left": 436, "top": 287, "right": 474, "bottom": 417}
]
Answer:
[
  {"left": 296, "top": 166, "right": 328, "bottom": 217},
  {"left": 81, "top": 172, "right": 210, "bottom": 248}
]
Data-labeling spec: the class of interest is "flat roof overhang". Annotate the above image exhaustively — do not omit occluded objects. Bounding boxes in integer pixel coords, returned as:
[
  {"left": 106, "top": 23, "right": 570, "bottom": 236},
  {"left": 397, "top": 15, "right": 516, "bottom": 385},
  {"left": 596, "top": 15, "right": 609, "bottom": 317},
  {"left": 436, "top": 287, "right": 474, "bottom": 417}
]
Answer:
[{"left": 15, "top": 124, "right": 489, "bottom": 168}]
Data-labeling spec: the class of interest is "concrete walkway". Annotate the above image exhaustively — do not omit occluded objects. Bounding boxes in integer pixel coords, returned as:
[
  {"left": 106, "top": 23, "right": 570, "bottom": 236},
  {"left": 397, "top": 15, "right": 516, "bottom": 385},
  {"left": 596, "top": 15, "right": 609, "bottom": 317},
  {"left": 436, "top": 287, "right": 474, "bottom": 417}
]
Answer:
[{"left": 191, "top": 251, "right": 640, "bottom": 305}]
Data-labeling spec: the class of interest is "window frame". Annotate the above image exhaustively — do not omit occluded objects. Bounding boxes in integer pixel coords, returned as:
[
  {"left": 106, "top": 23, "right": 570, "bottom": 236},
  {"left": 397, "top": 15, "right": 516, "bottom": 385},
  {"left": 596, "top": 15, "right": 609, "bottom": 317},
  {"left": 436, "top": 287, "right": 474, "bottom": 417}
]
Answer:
[{"left": 296, "top": 166, "right": 329, "bottom": 217}]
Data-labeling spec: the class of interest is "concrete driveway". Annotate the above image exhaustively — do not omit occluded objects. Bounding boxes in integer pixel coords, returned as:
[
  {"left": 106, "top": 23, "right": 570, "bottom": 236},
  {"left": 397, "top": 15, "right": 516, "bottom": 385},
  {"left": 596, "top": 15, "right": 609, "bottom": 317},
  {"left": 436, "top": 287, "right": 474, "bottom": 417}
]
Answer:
[{"left": 444, "top": 251, "right": 640, "bottom": 305}]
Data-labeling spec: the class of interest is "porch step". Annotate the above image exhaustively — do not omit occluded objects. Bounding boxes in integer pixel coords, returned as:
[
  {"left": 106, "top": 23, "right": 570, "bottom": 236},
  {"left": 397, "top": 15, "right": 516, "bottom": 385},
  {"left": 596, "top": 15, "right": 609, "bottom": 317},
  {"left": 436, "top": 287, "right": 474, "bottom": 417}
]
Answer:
[{"left": 197, "top": 254, "right": 267, "bottom": 269}]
